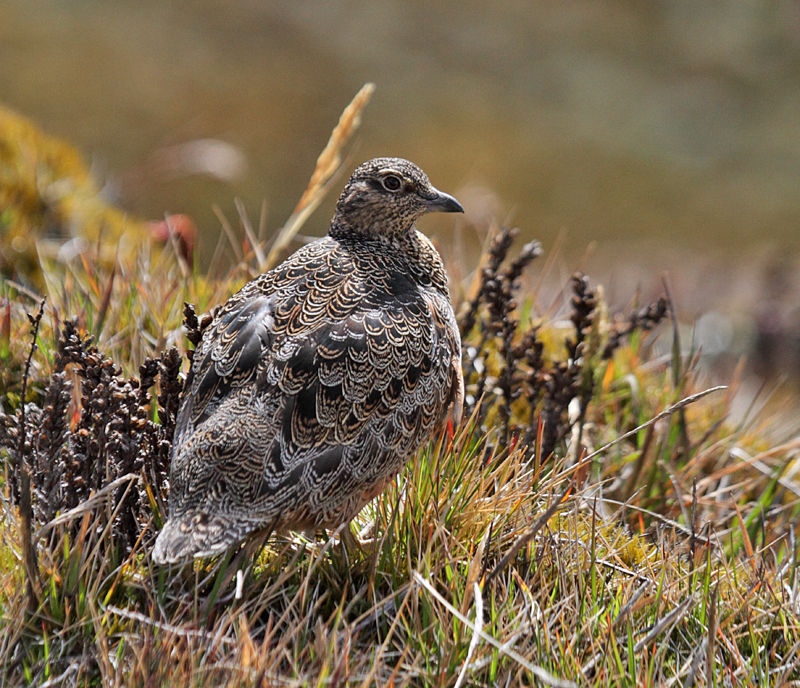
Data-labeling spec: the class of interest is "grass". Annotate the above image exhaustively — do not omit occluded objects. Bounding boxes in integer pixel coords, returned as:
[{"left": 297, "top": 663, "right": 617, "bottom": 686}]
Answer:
[{"left": 2, "top": 92, "right": 800, "bottom": 686}]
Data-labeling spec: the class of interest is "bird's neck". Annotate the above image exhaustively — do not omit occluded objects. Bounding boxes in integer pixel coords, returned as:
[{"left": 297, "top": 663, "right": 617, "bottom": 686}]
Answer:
[
  {"left": 328, "top": 210, "right": 416, "bottom": 239},
  {"left": 328, "top": 224, "right": 450, "bottom": 297}
]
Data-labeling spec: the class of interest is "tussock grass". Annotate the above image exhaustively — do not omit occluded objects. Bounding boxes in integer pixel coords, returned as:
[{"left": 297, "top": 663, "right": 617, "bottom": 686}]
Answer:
[
  {"left": 2, "top": 225, "right": 799, "bottom": 686},
  {"left": 2, "top": 92, "right": 800, "bottom": 686}
]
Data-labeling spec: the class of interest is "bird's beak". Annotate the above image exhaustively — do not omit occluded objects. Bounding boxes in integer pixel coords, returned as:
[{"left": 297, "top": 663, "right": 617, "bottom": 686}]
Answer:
[{"left": 422, "top": 188, "right": 464, "bottom": 214}]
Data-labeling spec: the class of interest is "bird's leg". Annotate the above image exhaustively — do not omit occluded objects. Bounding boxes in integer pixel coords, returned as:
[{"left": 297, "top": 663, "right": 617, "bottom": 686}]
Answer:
[
  {"left": 340, "top": 522, "right": 362, "bottom": 554},
  {"left": 334, "top": 519, "right": 381, "bottom": 562}
]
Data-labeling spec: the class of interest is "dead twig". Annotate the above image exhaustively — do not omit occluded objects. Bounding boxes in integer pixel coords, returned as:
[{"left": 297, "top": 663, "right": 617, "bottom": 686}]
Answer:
[{"left": 18, "top": 297, "right": 46, "bottom": 615}]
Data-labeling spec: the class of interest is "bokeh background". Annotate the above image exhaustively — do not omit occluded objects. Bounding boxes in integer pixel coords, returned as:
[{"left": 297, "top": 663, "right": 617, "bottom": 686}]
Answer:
[{"left": 4, "top": 0, "right": 800, "bottom": 382}]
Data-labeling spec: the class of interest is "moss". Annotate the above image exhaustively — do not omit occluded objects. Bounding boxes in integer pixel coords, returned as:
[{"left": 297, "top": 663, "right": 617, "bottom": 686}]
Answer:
[{"left": 0, "top": 104, "right": 150, "bottom": 289}]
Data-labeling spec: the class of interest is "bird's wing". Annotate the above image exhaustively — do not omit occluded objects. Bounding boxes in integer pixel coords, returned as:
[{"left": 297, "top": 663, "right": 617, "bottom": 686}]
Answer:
[
  {"left": 174, "top": 249, "right": 459, "bottom": 472},
  {"left": 278, "top": 296, "right": 447, "bottom": 449},
  {"left": 249, "top": 287, "right": 461, "bottom": 511},
  {"left": 173, "top": 283, "right": 276, "bottom": 446},
  {"left": 173, "top": 239, "right": 338, "bottom": 445}
]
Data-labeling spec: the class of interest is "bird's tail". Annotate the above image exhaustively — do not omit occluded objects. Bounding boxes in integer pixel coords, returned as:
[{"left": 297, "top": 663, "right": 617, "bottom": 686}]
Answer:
[{"left": 151, "top": 511, "right": 263, "bottom": 564}]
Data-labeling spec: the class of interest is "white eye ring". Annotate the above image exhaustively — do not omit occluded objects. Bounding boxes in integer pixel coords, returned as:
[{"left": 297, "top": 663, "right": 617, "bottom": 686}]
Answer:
[{"left": 382, "top": 174, "right": 402, "bottom": 192}]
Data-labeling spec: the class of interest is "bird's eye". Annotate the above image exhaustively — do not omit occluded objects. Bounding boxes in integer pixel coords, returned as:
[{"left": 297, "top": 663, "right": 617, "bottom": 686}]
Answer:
[{"left": 382, "top": 174, "right": 402, "bottom": 192}]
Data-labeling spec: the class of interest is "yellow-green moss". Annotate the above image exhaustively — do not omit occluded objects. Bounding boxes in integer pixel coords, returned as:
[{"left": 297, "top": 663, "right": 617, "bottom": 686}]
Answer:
[{"left": 0, "top": 104, "right": 150, "bottom": 288}]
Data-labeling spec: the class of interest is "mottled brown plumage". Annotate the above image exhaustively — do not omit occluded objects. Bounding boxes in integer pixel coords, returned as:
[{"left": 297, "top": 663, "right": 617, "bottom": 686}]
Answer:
[{"left": 152, "top": 158, "right": 464, "bottom": 564}]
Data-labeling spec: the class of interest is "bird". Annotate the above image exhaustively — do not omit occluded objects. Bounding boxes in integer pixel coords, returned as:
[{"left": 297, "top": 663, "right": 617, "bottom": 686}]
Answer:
[{"left": 152, "top": 157, "right": 465, "bottom": 564}]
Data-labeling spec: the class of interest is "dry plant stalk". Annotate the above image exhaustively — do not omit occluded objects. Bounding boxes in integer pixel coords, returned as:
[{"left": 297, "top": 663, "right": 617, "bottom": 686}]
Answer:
[
  {"left": 19, "top": 298, "right": 46, "bottom": 614},
  {"left": 263, "top": 82, "right": 375, "bottom": 271}
]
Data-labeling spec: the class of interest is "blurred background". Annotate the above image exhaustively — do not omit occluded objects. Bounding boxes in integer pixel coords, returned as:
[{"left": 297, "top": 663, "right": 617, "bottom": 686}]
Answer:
[{"left": 3, "top": 0, "right": 800, "bottom": 387}]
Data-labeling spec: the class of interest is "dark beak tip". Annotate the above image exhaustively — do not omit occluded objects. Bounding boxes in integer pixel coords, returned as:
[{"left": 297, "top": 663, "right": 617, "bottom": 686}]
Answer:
[
  {"left": 448, "top": 198, "right": 465, "bottom": 214},
  {"left": 427, "top": 191, "right": 464, "bottom": 214}
]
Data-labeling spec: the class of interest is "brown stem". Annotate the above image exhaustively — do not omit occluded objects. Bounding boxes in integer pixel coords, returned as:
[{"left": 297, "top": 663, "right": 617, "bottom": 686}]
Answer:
[{"left": 18, "top": 297, "right": 46, "bottom": 615}]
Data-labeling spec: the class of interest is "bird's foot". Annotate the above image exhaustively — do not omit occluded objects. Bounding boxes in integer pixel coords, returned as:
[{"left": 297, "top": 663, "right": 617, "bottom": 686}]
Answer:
[
  {"left": 340, "top": 521, "right": 377, "bottom": 554},
  {"left": 327, "top": 520, "right": 381, "bottom": 568}
]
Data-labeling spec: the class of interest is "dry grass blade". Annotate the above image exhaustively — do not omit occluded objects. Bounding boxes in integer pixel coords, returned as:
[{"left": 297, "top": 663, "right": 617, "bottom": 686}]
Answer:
[
  {"left": 33, "top": 474, "right": 137, "bottom": 538},
  {"left": 263, "top": 82, "right": 375, "bottom": 271},
  {"left": 485, "top": 469, "right": 575, "bottom": 585},
  {"left": 38, "top": 665, "right": 80, "bottom": 688},
  {"left": 680, "top": 637, "right": 708, "bottom": 688},
  {"left": 581, "top": 582, "right": 652, "bottom": 675},
  {"left": 94, "top": 264, "right": 116, "bottom": 335},
  {"left": 105, "top": 605, "right": 237, "bottom": 645},
  {"left": 213, "top": 204, "right": 244, "bottom": 263},
  {"left": 414, "top": 572, "right": 578, "bottom": 688},
  {"left": 235, "top": 197, "right": 266, "bottom": 267},
  {"left": 453, "top": 582, "right": 483, "bottom": 688},
  {"left": 633, "top": 595, "right": 696, "bottom": 653},
  {"left": 581, "top": 386, "right": 727, "bottom": 464},
  {"left": 165, "top": 215, "right": 191, "bottom": 279},
  {"left": 706, "top": 584, "right": 717, "bottom": 680}
]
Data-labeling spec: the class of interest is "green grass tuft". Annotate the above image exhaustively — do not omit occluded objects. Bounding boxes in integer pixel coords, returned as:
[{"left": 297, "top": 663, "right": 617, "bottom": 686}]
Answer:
[{"left": 2, "top": 124, "right": 800, "bottom": 686}]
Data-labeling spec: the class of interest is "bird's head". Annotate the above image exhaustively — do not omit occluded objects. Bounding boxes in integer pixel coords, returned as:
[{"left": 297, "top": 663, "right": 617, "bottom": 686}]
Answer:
[{"left": 330, "top": 158, "right": 463, "bottom": 237}]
